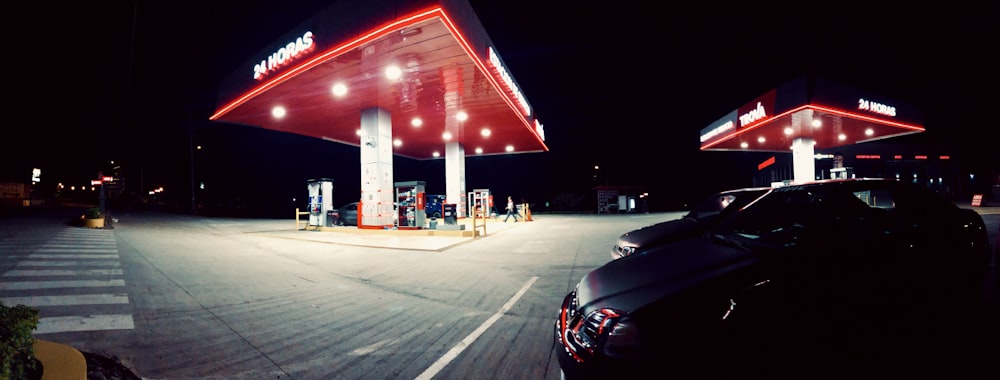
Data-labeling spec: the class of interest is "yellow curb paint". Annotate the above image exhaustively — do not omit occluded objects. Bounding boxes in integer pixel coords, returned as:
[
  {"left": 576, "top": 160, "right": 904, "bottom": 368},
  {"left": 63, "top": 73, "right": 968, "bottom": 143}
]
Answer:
[{"left": 33, "top": 339, "right": 86, "bottom": 380}]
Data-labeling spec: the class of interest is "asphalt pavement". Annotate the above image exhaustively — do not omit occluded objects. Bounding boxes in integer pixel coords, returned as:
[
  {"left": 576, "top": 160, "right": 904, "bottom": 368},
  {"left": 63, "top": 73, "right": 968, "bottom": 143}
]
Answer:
[{"left": 2, "top": 205, "right": 997, "bottom": 379}]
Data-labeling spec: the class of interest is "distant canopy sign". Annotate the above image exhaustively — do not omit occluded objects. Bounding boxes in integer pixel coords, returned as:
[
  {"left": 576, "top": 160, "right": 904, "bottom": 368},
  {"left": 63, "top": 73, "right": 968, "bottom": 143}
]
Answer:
[
  {"left": 737, "top": 90, "right": 777, "bottom": 129},
  {"left": 699, "top": 75, "right": 924, "bottom": 152}
]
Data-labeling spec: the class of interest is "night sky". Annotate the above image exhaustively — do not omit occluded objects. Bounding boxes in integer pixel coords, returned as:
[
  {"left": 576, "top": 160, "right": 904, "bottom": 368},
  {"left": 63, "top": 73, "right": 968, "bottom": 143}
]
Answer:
[{"left": 5, "top": 1, "right": 998, "bottom": 214}]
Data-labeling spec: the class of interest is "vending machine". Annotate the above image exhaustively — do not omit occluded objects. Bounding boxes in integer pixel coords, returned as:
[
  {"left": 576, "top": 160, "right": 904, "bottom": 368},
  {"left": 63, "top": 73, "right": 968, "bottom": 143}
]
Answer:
[
  {"left": 307, "top": 178, "right": 334, "bottom": 227},
  {"left": 467, "top": 189, "right": 491, "bottom": 218},
  {"left": 395, "top": 181, "right": 426, "bottom": 229}
]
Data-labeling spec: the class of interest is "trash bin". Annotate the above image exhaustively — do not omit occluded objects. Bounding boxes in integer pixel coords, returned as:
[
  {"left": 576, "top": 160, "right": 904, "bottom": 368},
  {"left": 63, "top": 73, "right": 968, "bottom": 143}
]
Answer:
[{"left": 443, "top": 204, "right": 457, "bottom": 225}]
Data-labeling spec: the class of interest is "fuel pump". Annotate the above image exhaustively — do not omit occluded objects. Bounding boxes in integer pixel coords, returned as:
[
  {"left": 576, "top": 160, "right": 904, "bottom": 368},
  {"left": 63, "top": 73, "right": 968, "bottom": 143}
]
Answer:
[{"left": 307, "top": 178, "right": 334, "bottom": 227}]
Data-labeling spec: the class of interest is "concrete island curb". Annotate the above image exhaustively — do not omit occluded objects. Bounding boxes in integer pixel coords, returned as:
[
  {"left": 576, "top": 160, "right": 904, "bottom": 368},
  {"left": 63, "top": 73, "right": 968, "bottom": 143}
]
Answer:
[{"left": 34, "top": 339, "right": 86, "bottom": 380}]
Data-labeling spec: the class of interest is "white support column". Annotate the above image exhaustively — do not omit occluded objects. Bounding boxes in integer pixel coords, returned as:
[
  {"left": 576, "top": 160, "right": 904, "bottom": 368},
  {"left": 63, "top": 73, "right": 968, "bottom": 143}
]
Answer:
[
  {"left": 441, "top": 65, "right": 467, "bottom": 217},
  {"left": 359, "top": 107, "right": 394, "bottom": 228},
  {"left": 791, "top": 137, "right": 816, "bottom": 184},
  {"left": 445, "top": 142, "right": 466, "bottom": 217}
]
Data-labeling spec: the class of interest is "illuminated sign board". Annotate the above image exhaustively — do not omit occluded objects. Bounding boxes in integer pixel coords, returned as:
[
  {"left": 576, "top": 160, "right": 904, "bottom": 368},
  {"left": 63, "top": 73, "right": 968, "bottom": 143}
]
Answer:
[
  {"left": 534, "top": 119, "right": 546, "bottom": 141},
  {"left": 758, "top": 156, "right": 776, "bottom": 170},
  {"left": 31, "top": 168, "right": 40, "bottom": 183},
  {"left": 739, "top": 102, "right": 768, "bottom": 127},
  {"left": 810, "top": 77, "right": 919, "bottom": 125},
  {"left": 737, "top": 90, "right": 776, "bottom": 128},
  {"left": 253, "top": 31, "right": 315, "bottom": 80},
  {"left": 487, "top": 47, "right": 531, "bottom": 117},
  {"left": 701, "top": 120, "right": 734, "bottom": 143},
  {"left": 700, "top": 110, "right": 738, "bottom": 145},
  {"left": 858, "top": 98, "right": 896, "bottom": 117}
]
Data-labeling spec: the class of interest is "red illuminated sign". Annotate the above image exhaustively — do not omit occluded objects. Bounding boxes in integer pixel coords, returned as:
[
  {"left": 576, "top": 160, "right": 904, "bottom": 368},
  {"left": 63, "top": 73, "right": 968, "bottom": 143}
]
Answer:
[
  {"left": 972, "top": 194, "right": 983, "bottom": 207},
  {"left": 758, "top": 156, "right": 775, "bottom": 170},
  {"left": 856, "top": 155, "right": 881, "bottom": 159}
]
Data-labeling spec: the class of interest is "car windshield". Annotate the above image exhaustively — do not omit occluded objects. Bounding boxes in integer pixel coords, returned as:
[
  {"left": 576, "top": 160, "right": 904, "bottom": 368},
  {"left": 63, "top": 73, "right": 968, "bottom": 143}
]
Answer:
[
  {"left": 685, "top": 189, "right": 769, "bottom": 221},
  {"left": 709, "top": 181, "right": 907, "bottom": 249}
]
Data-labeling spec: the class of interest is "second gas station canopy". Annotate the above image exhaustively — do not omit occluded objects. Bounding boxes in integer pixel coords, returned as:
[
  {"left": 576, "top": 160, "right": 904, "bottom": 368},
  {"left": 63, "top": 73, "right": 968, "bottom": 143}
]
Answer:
[
  {"left": 699, "top": 75, "right": 925, "bottom": 153},
  {"left": 210, "top": 0, "right": 547, "bottom": 160}
]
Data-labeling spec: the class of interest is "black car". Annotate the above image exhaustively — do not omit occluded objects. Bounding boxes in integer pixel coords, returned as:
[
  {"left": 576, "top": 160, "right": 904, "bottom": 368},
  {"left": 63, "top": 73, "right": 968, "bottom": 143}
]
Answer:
[
  {"left": 611, "top": 187, "right": 771, "bottom": 259},
  {"left": 556, "top": 179, "right": 993, "bottom": 379}
]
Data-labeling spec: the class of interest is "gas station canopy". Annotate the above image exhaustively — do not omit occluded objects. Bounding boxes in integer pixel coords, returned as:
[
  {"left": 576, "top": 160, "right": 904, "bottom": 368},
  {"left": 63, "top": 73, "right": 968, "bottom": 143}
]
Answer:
[
  {"left": 210, "top": 0, "right": 547, "bottom": 160},
  {"left": 700, "top": 75, "right": 924, "bottom": 152}
]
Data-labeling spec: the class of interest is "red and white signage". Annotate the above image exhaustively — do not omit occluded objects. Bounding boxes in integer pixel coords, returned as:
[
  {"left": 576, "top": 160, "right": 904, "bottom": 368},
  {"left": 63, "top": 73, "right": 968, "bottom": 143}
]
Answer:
[
  {"left": 972, "top": 194, "right": 983, "bottom": 207},
  {"left": 737, "top": 90, "right": 776, "bottom": 129}
]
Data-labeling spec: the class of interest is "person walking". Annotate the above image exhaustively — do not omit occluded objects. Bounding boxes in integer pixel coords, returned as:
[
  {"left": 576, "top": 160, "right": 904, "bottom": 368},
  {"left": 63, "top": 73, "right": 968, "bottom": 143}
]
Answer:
[{"left": 504, "top": 196, "right": 521, "bottom": 222}]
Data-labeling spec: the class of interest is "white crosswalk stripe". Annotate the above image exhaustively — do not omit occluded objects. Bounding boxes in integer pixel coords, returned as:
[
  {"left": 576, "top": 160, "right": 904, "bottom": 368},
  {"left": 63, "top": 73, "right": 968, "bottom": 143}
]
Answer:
[
  {"left": 1, "top": 227, "right": 134, "bottom": 335},
  {"left": 12, "top": 261, "right": 120, "bottom": 267},
  {"left": 0, "top": 279, "right": 127, "bottom": 290},
  {"left": 21, "top": 254, "right": 120, "bottom": 259},
  {"left": 34, "top": 315, "right": 135, "bottom": 334},
  {"left": 3, "top": 269, "right": 124, "bottom": 277},
  {"left": 35, "top": 248, "right": 120, "bottom": 253},
  {"left": 2, "top": 294, "right": 129, "bottom": 307}
]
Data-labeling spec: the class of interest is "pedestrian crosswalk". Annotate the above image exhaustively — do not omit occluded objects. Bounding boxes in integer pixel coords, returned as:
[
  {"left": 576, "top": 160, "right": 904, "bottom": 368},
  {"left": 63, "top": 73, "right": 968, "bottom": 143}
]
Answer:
[{"left": 1, "top": 227, "right": 135, "bottom": 334}]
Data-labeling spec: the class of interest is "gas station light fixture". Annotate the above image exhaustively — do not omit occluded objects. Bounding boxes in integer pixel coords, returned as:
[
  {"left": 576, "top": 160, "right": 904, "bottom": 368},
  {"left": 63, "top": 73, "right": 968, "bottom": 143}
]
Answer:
[
  {"left": 385, "top": 65, "right": 402, "bottom": 80},
  {"left": 331, "top": 82, "right": 347, "bottom": 96},
  {"left": 272, "top": 106, "right": 287, "bottom": 119}
]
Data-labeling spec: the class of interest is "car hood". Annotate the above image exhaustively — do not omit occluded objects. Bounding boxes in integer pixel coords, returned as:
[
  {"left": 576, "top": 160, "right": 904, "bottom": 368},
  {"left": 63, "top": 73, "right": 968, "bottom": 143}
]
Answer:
[
  {"left": 617, "top": 217, "right": 701, "bottom": 247},
  {"left": 578, "top": 235, "right": 759, "bottom": 314}
]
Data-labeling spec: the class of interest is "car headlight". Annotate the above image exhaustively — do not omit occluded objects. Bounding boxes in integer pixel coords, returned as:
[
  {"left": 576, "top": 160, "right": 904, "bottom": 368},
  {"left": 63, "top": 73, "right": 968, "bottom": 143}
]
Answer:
[
  {"left": 614, "top": 242, "right": 637, "bottom": 258},
  {"left": 571, "top": 308, "right": 641, "bottom": 358}
]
